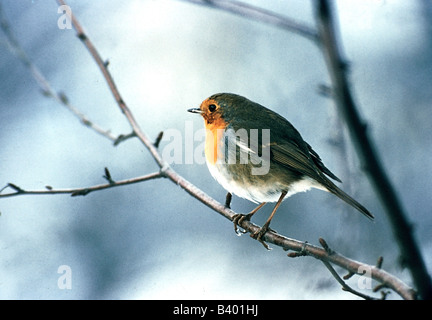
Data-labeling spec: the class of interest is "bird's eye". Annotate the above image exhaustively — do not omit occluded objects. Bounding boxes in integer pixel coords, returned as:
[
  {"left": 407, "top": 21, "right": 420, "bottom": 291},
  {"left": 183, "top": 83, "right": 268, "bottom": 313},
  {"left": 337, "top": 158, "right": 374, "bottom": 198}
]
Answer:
[{"left": 208, "top": 104, "right": 217, "bottom": 112}]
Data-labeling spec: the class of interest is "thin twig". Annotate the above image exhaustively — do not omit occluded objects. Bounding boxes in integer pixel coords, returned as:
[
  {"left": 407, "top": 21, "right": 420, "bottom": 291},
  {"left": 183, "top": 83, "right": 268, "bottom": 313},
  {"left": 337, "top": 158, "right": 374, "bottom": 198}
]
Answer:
[
  {"left": 178, "top": 0, "right": 319, "bottom": 43},
  {"left": 113, "top": 132, "right": 136, "bottom": 146},
  {"left": 0, "top": 3, "right": 117, "bottom": 142},
  {"left": 318, "top": 239, "right": 388, "bottom": 300},
  {"left": 0, "top": 171, "right": 163, "bottom": 198},
  {"left": 321, "top": 260, "right": 376, "bottom": 300},
  {"left": 57, "top": 0, "right": 166, "bottom": 169}
]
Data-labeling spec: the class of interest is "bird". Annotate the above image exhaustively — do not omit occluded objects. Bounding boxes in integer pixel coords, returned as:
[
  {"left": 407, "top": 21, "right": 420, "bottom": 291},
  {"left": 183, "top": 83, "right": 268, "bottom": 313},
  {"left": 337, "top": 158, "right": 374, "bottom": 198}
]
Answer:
[{"left": 188, "top": 93, "right": 373, "bottom": 249}]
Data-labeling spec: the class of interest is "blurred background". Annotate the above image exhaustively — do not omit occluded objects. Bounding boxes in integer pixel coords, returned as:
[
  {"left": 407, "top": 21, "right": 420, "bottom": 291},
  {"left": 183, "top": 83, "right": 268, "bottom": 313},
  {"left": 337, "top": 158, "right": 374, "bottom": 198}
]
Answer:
[{"left": 0, "top": 0, "right": 431, "bottom": 299}]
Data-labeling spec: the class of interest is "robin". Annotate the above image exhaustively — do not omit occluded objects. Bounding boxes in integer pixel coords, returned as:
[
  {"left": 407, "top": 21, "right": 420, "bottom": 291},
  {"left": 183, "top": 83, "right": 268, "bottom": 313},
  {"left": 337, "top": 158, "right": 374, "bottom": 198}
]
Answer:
[{"left": 188, "top": 93, "right": 373, "bottom": 249}]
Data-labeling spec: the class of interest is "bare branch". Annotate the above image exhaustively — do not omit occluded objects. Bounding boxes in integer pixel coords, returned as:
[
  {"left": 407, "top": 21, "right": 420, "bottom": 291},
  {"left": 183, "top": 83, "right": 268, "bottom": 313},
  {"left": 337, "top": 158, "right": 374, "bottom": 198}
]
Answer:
[
  {"left": 57, "top": 0, "right": 166, "bottom": 170},
  {"left": 0, "top": 3, "right": 117, "bottom": 142},
  {"left": 164, "top": 167, "right": 416, "bottom": 300},
  {"left": 321, "top": 260, "right": 377, "bottom": 300},
  {"left": 113, "top": 132, "right": 136, "bottom": 146},
  {"left": 315, "top": 0, "right": 432, "bottom": 300},
  {"left": 178, "top": 0, "right": 319, "bottom": 43},
  {"left": 318, "top": 239, "right": 390, "bottom": 300},
  {"left": 0, "top": 171, "right": 163, "bottom": 198}
]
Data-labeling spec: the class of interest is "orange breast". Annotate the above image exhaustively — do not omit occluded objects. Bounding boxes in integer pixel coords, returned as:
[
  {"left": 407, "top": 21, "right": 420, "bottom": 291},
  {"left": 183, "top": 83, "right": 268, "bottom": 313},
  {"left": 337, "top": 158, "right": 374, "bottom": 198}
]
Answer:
[{"left": 204, "top": 117, "right": 227, "bottom": 165}]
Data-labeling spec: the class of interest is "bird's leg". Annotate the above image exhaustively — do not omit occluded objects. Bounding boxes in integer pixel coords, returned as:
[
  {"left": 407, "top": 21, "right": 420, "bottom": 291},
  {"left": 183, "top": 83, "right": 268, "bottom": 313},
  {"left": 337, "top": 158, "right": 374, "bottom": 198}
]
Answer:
[
  {"left": 251, "top": 191, "right": 287, "bottom": 250},
  {"left": 224, "top": 192, "right": 232, "bottom": 209},
  {"left": 232, "top": 202, "right": 266, "bottom": 235}
]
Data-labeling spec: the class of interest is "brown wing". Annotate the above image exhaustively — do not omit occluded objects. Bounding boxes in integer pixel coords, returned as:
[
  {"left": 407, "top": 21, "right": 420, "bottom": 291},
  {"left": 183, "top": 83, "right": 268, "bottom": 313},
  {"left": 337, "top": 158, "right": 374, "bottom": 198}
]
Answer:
[
  {"left": 270, "top": 140, "right": 374, "bottom": 220},
  {"left": 270, "top": 140, "right": 338, "bottom": 184},
  {"left": 306, "top": 142, "right": 341, "bottom": 182}
]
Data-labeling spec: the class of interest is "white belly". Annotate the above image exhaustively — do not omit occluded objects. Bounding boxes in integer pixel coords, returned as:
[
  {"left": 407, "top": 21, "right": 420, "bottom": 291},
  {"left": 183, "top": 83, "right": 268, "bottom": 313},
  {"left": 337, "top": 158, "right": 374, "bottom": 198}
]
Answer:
[{"left": 206, "top": 160, "right": 327, "bottom": 203}]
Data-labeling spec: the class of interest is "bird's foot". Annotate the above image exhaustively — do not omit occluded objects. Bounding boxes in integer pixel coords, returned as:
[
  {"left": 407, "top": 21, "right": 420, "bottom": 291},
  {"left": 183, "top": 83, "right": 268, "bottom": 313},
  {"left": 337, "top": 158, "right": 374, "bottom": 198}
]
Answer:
[
  {"left": 250, "top": 222, "right": 276, "bottom": 250},
  {"left": 232, "top": 212, "right": 254, "bottom": 235}
]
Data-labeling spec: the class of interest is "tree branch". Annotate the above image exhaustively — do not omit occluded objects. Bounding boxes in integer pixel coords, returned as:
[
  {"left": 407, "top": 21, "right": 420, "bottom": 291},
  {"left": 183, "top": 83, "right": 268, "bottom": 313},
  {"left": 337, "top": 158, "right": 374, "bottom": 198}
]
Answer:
[
  {"left": 57, "top": 0, "right": 166, "bottom": 169},
  {"left": 178, "top": 0, "right": 319, "bottom": 43},
  {"left": 321, "top": 260, "right": 375, "bottom": 300},
  {"left": 0, "top": 171, "right": 163, "bottom": 198},
  {"left": 315, "top": 0, "right": 432, "bottom": 300},
  {"left": 0, "top": 3, "right": 118, "bottom": 142}
]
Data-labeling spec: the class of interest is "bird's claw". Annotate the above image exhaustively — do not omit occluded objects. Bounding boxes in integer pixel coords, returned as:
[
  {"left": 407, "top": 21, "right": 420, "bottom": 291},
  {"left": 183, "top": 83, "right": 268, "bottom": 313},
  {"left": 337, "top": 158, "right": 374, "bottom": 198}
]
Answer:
[
  {"left": 232, "top": 213, "right": 250, "bottom": 235},
  {"left": 233, "top": 214, "right": 276, "bottom": 250},
  {"left": 250, "top": 223, "right": 276, "bottom": 250}
]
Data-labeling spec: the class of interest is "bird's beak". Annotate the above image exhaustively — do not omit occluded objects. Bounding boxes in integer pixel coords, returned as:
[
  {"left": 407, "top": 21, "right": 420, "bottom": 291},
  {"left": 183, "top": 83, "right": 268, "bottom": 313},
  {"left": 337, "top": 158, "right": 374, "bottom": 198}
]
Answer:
[{"left": 187, "top": 107, "right": 202, "bottom": 114}]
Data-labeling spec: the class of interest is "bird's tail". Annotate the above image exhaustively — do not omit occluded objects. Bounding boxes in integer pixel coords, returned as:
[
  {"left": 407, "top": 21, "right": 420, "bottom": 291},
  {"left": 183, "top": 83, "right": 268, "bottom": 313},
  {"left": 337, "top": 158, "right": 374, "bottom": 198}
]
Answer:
[{"left": 325, "top": 180, "right": 374, "bottom": 220}]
